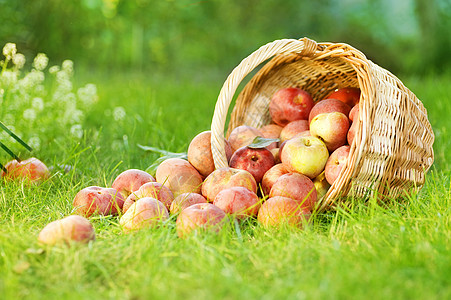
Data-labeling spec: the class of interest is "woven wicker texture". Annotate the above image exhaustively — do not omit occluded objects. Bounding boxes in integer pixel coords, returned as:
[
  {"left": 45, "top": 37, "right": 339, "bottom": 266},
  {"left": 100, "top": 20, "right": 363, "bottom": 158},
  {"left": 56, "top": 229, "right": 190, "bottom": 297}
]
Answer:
[{"left": 210, "top": 37, "right": 434, "bottom": 209}]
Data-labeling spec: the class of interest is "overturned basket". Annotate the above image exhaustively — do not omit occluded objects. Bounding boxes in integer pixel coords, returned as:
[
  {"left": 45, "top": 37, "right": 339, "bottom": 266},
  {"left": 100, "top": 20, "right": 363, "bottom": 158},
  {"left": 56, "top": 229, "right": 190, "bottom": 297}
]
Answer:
[{"left": 210, "top": 37, "right": 434, "bottom": 210}]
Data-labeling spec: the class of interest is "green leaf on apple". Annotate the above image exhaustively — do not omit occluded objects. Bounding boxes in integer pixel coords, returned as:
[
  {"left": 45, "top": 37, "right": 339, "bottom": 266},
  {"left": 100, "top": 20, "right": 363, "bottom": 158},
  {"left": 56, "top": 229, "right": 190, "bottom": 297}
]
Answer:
[
  {"left": 247, "top": 136, "right": 279, "bottom": 149},
  {"left": 138, "top": 144, "right": 188, "bottom": 175}
]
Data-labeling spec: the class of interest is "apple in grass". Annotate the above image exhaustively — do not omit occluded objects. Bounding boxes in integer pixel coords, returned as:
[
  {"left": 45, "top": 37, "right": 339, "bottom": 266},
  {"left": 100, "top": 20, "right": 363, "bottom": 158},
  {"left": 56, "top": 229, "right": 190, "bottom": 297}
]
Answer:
[
  {"left": 170, "top": 192, "right": 208, "bottom": 215},
  {"left": 176, "top": 203, "right": 227, "bottom": 238},
  {"left": 38, "top": 215, "right": 95, "bottom": 246},
  {"left": 229, "top": 145, "right": 275, "bottom": 183},
  {"left": 201, "top": 167, "right": 257, "bottom": 202},
  {"left": 112, "top": 169, "right": 155, "bottom": 198},
  {"left": 73, "top": 186, "right": 125, "bottom": 217},
  {"left": 269, "top": 173, "right": 317, "bottom": 211},
  {"left": 325, "top": 145, "right": 351, "bottom": 185},
  {"left": 228, "top": 125, "right": 262, "bottom": 153},
  {"left": 156, "top": 158, "right": 203, "bottom": 196},
  {"left": 269, "top": 87, "right": 315, "bottom": 126},
  {"left": 213, "top": 186, "right": 260, "bottom": 220},
  {"left": 123, "top": 181, "right": 174, "bottom": 213},
  {"left": 326, "top": 87, "right": 361, "bottom": 107},
  {"left": 279, "top": 120, "right": 309, "bottom": 143},
  {"left": 261, "top": 163, "right": 289, "bottom": 196},
  {"left": 310, "top": 112, "right": 350, "bottom": 152},
  {"left": 281, "top": 136, "right": 329, "bottom": 179},
  {"left": 188, "top": 130, "right": 233, "bottom": 177},
  {"left": 120, "top": 197, "right": 169, "bottom": 232},
  {"left": 257, "top": 196, "right": 311, "bottom": 228},
  {"left": 308, "top": 98, "right": 351, "bottom": 123},
  {"left": 1, "top": 157, "right": 50, "bottom": 184}
]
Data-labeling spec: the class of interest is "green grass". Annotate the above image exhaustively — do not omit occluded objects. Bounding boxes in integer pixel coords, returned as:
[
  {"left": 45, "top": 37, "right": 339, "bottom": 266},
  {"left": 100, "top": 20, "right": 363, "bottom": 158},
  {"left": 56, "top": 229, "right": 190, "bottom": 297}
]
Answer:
[{"left": 1, "top": 70, "right": 450, "bottom": 299}]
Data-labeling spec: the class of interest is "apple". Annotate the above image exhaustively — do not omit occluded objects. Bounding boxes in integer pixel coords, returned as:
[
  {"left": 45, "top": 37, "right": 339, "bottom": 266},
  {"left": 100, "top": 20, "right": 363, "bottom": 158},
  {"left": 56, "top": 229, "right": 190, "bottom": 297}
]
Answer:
[
  {"left": 257, "top": 196, "right": 311, "bottom": 228},
  {"left": 170, "top": 192, "right": 208, "bottom": 214},
  {"left": 38, "top": 215, "right": 95, "bottom": 246},
  {"left": 347, "top": 119, "right": 358, "bottom": 145},
  {"left": 188, "top": 130, "right": 233, "bottom": 177},
  {"left": 310, "top": 112, "right": 350, "bottom": 152},
  {"left": 325, "top": 145, "right": 351, "bottom": 185},
  {"left": 308, "top": 98, "right": 351, "bottom": 123},
  {"left": 112, "top": 169, "right": 155, "bottom": 198},
  {"left": 73, "top": 186, "right": 125, "bottom": 217},
  {"left": 1, "top": 157, "right": 50, "bottom": 184},
  {"left": 123, "top": 181, "right": 174, "bottom": 212},
  {"left": 229, "top": 146, "right": 275, "bottom": 183},
  {"left": 176, "top": 203, "right": 227, "bottom": 238},
  {"left": 261, "top": 163, "right": 289, "bottom": 196},
  {"left": 313, "top": 171, "right": 331, "bottom": 200},
  {"left": 281, "top": 136, "right": 329, "bottom": 179},
  {"left": 123, "top": 192, "right": 139, "bottom": 214},
  {"left": 228, "top": 125, "right": 262, "bottom": 152},
  {"left": 269, "top": 87, "right": 314, "bottom": 126},
  {"left": 201, "top": 167, "right": 257, "bottom": 201},
  {"left": 155, "top": 158, "right": 203, "bottom": 196},
  {"left": 270, "top": 147, "right": 281, "bottom": 164},
  {"left": 259, "top": 124, "right": 283, "bottom": 150},
  {"left": 269, "top": 173, "right": 317, "bottom": 211},
  {"left": 279, "top": 120, "right": 309, "bottom": 143},
  {"left": 326, "top": 87, "right": 361, "bottom": 106},
  {"left": 213, "top": 186, "right": 260, "bottom": 220},
  {"left": 349, "top": 104, "right": 359, "bottom": 122},
  {"left": 119, "top": 197, "right": 169, "bottom": 232}
]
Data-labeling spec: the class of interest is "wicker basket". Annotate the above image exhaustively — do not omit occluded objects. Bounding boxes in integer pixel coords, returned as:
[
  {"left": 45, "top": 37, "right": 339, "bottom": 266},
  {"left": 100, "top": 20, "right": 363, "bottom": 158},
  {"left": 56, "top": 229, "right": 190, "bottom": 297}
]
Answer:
[{"left": 210, "top": 37, "right": 434, "bottom": 210}]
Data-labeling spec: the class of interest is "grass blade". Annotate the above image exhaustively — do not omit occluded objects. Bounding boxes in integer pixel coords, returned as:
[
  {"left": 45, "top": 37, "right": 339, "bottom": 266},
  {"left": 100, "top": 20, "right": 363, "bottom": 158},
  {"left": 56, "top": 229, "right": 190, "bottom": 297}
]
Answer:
[{"left": 0, "top": 121, "right": 32, "bottom": 151}]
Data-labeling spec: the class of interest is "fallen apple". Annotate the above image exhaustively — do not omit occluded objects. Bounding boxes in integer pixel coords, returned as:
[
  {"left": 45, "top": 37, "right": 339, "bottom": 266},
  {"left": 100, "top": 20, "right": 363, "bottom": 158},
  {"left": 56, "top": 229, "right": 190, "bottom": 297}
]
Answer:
[
  {"left": 213, "top": 186, "right": 260, "bottom": 220},
  {"left": 120, "top": 197, "right": 169, "bottom": 232},
  {"left": 1, "top": 157, "right": 50, "bottom": 184},
  {"left": 257, "top": 196, "right": 311, "bottom": 228},
  {"left": 112, "top": 168, "right": 155, "bottom": 198},
  {"left": 176, "top": 203, "right": 227, "bottom": 238},
  {"left": 155, "top": 158, "right": 203, "bottom": 196},
  {"left": 269, "top": 173, "right": 317, "bottom": 211},
  {"left": 38, "top": 215, "right": 95, "bottom": 246},
  {"left": 170, "top": 192, "right": 208, "bottom": 214},
  {"left": 73, "top": 186, "right": 125, "bottom": 217}
]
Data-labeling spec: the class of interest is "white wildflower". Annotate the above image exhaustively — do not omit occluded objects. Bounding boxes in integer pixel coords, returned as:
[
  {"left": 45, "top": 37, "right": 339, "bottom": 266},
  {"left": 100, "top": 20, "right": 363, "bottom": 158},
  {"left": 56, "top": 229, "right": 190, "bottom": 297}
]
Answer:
[
  {"left": 77, "top": 83, "right": 98, "bottom": 106},
  {"left": 12, "top": 53, "right": 26, "bottom": 69},
  {"left": 33, "top": 53, "right": 49, "bottom": 71},
  {"left": 62, "top": 60, "right": 74, "bottom": 74},
  {"left": 32, "top": 97, "right": 44, "bottom": 111},
  {"left": 2, "top": 43, "right": 17, "bottom": 60},
  {"left": 113, "top": 106, "right": 126, "bottom": 121},
  {"left": 70, "top": 109, "right": 84, "bottom": 123},
  {"left": 28, "top": 136, "right": 41, "bottom": 150},
  {"left": 23, "top": 108, "right": 37, "bottom": 121},
  {"left": 49, "top": 65, "right": 60, "bottom": 74},
  {"left": 1, "top": 70, "right": 18, "bottom": 86},
  {"left": 70, "top": 124, "right": 83, "bottom": 139}
]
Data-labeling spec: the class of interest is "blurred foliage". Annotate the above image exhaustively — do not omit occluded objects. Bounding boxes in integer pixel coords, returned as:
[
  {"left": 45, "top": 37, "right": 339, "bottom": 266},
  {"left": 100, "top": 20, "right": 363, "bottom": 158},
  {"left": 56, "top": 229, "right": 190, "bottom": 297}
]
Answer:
[{"left": 0, "top": 0, "right": 450, "bottom": 74}]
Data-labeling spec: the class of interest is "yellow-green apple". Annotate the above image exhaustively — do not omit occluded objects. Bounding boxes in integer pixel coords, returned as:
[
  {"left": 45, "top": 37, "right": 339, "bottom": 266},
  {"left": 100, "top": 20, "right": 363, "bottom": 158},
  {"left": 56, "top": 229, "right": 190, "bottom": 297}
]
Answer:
[
  {"left": 1, "top": 157, "right": 50, "bottom": 184},
  {"left": 73, "top": 186, "right": 125, "bottom": 217},
  {"left": 259, "top": 124, "right": 283, "bottom": 150},
  {"left": 170, "top": 192, "right": 208, "bottom": 214},
  {"left": 279, "top": 120, "right": 309, "bottom": 143},
  {"left": 269, "top": 173, "right": 317, "bottom": 211},
  {"left": 112, "top": 169, "right": 155, "bottom": 198},
  {"left": 326, "top": 87, "right": 361, "bottom": 107},
  {"left": 38, "top": 215, "right": 95, "bottom": 246},
  {"left": 257, "top": 196, "right": 311, "bottom": 228},
  {"left": 156, "top": 158, "right": 203, "bottom": 196},
  {"left": 261, "top": 163, "right": 289, "bottom": 196},
  {"left": 269, "top": 87, "right": 314, "bottom": 126},
  {"left": 176, "top": 203, "right": 227, "bottom": 238},
  {"left": 325, "top": 145, "right": 351, "bottom": 185},
  {"left": 229, "top": 146, "right": 275, "bottom": 183},
  {"left": 201, "top": 167, "right": 257, "bottom": 201},
  {"left": 270, "top": 147, "right": 281, "bottom": 164},
  {"left": 228, "top": 125, "right": 262, "bottom": 152},
  {"left": 308, "top": 98, "right": 351, "bottom": 123},
  {"left": 188, "top": 130, "right": 233, "bottom": 177},
  {"left": 281, "top": 136, "right": 329, "bottom": 179},
  {"left": 119, "top": 197, "right": 169, "bottom": 232},
  {"left": 313, "top": 171, "right": 331, "bottom": 200},
  {"left": 123, "top": 181, "right": 174, "bottom": 212},
  {"left": 310, "top": 112, "right": 350, "bottom": 152},
  {"left": 213, "top": 186, "right": 260, "bottom": 220}
]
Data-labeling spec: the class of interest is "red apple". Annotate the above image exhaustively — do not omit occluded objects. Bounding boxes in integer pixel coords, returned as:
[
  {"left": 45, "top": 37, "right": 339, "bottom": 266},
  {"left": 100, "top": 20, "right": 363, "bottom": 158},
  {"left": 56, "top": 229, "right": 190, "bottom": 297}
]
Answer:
[
  {"left": 269, "top": 173, "right": 317, "bottom": 211},
  {"left": 308, "top": 98, "right": 351, "bottom": 123},
  {"left": 269, "top": 87, "right": 314, "bottom": 126},
  {"left": 123, "top": 182, "right": 174, "bottom": 212},
  {"left": 38, "top": 215, "right": 95, "bottom": 246},
  {"left": 73, "top": 186, "right": 125, "bottom": 217},
  {"left": 228, "top": 125, "right": 262, "bottom": 153},
  {"left": 326, "top": 87, "right": 360, "bottom": 106},
  {"left": 112, "top": 169, "right": 155, "bottom": 198},
  {"left": 279, "top": 120, "right": 309, "bottom": 143},
  {"left": 201, "top": 167, "right": 257, "bottom": 201},
  {"left": 259, "top": 124, "right": 283, "bottom": 150},
  {"left": 310, "top": 112, "right": 350, "bottom": 152},
  {"left": 347, "top": 119, "right": 358, "bottom": 145},
  {"left": 229, "top": 146, "right": 275, "bottom": 183},
  {"left": 261, "top": 163, "right": 289, "bottom": 196},
  {"left": 170, "top": 192, "right": 208, "bottom": 214},
  {"left": 213, "top": 186, "right": 260, "bottom": 220},
  {"left": 120, "top": 197, "right": 169, "bottom": 232},
  {"left": 349, "top": 104, "right": 359, "bottom": 122},
  {"left": 257, "top": 196, "right": 311, "bottom": 228},
  {"left": 1, "top": 157, "right": 50, "bottom": 184},
  {"left": 155, "top": 158, "right": 203, "bottom": 196},
  {"left": 281, "top": 136, "right": 329, "bottom": 179},
  {"left": 188, "top": 130, "right": 233, "bottom": 177},
  {"left": 176, "top": 203, "right": 227, "bottom": 238},
  {"left": 325, "top": 145, "right": 351, "bottom": 185}
]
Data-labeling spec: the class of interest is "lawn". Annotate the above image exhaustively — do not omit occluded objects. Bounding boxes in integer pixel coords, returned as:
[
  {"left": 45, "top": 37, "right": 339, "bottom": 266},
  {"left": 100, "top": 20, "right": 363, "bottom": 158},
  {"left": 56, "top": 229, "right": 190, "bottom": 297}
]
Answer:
[{"left": 0, "top": 68, "right": 450, "bottom": 300}]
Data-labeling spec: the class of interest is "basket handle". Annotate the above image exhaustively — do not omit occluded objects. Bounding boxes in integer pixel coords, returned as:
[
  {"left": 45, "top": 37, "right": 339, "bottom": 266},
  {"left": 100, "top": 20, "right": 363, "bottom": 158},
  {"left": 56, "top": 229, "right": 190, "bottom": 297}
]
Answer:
[{"left": 210, "top": 37, "right": 319, "bottom": 169}]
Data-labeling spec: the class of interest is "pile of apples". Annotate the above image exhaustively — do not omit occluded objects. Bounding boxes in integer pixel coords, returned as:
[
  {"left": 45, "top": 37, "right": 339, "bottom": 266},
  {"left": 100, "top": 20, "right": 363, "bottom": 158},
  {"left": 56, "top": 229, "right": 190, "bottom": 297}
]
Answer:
[{"left": 1, "top": 86, "right": 360, "bottom": 245}]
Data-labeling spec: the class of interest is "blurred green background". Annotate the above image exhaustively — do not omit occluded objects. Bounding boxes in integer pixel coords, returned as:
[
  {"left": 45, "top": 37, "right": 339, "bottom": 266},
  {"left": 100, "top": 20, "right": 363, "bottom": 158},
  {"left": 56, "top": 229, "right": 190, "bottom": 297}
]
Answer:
[{"left": 1, "top": 0, "right": 450, "bottom": 75}]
